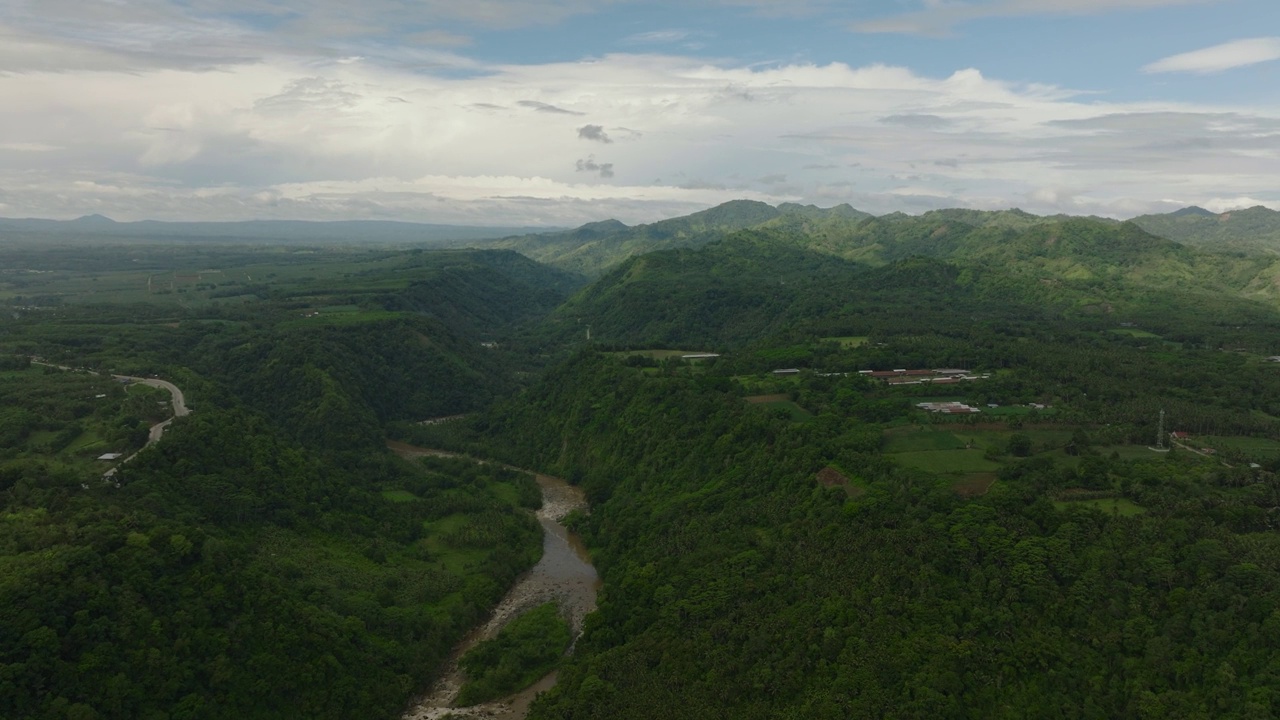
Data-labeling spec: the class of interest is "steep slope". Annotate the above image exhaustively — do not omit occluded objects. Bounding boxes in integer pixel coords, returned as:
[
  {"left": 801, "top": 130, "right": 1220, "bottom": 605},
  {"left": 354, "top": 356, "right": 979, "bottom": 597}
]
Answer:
[{"left": 1133, "top": 206, "right": 1280, "bottom": 255}]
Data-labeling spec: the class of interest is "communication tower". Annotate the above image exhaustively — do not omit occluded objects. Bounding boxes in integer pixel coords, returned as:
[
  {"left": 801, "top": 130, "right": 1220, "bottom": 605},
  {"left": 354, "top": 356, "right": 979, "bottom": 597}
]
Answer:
[{"left": 1150, "top": 408, "right": 1169, "bottom": 453}]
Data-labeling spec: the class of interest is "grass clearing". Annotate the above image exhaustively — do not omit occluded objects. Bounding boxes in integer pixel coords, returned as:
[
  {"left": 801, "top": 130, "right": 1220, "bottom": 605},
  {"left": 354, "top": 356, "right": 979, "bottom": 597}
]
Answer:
[
  {"left": 1202, "top": 436, "right": 1280, "bottom": 456},
  {"left": 883, "top": 428, "right": 967, "bottom": 453},
  {"left": 421, "top": 514, "right": 488, "bottom": 575},
  {"left": 65, "top": 430, "right": 105, "bottom": 454},
  {"left": 489, "top": 482, "right": 519, "bottom": 507},
  {"left": 381, "top": 489, "right": 419, "bottom": 503},
  {"left": 893, "top": 449, "right": 1001, "bottom": 474},
  {"left": 948, "top": 430, "right": 1011, "bottom": 451}
]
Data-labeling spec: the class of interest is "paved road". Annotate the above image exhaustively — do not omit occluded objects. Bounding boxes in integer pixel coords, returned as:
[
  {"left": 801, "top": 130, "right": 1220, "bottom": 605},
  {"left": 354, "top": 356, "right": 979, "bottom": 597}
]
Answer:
[
  {"left": 114, "top": 376, "right": 190, "bottom": 418},
  {"left": 106, "top": 376, "right": 191, "bottom": 477}
]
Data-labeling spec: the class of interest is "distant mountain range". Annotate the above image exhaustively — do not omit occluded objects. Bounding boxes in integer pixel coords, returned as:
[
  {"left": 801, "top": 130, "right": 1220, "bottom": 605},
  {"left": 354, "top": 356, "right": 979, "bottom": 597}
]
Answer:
[
  {"left": 0, "top": 215, "right": 557, "bottom": 245},
  {"left": 479, "top": 200, "right": 1280, "bottom": 277},
  {"left": 5, "top": 202, "right": 1279, "bottom": 268}
]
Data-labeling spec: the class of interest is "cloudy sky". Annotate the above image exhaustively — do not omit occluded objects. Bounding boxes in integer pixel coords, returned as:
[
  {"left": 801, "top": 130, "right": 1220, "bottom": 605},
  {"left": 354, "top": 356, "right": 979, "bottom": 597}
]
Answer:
[{"left": 1, "top": 0, "right": 1277, "bottom": 225}]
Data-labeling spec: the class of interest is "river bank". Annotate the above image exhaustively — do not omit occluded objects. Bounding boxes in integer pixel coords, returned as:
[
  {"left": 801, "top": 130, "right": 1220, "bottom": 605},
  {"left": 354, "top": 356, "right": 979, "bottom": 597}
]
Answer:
[{"left": 390, "top": 443, "right": 598, "bottom": 720}]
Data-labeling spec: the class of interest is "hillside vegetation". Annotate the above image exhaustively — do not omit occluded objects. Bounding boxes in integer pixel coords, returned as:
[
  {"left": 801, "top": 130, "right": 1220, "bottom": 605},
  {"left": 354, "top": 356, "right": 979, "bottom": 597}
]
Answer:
[
  {"left": 0, "top": 249, "right": 567, "bottom": 719},
  {"left": 7, "top": 199, "right": 1280, "bottom": 719},
  {"left": 1133, "top": 206, "right": 1280, "bottom": 256}
]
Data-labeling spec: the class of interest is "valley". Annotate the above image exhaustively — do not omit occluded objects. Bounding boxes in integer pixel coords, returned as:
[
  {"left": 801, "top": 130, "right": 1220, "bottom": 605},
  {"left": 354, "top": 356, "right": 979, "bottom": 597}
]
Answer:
[{"left": 3, "top": 200, "right": 1280, "bottom": 719}]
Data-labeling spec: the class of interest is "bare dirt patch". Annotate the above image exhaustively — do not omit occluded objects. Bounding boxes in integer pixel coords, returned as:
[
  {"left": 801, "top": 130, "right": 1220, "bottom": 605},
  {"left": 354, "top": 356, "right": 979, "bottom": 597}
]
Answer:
[
  {"left": 816, "top": 466, "right": 849, "bottom": 488},
  {"left": 952, "top": 473, "right": 997, "bottom": 498}
]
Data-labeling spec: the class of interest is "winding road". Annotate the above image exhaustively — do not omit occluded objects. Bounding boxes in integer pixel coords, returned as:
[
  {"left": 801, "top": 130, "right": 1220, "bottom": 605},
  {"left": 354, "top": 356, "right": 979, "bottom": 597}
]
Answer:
[
  {"left": 389, "top": 442, "right": 599, "bottom": 720},
  {"left": 102, "top": 375, "right": 190, "bottom": 478},
  {"left": 113, "top": 375, "right": 190, "bottom": 444},
  {"left": 29, "top": 360, "right": 190, "bottom": 473}
]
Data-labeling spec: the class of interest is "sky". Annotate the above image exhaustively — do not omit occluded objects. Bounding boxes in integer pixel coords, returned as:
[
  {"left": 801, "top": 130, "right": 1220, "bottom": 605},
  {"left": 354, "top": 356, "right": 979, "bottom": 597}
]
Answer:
[{"left": 1, "top": 0, "right": 1277, "bottom": 226}]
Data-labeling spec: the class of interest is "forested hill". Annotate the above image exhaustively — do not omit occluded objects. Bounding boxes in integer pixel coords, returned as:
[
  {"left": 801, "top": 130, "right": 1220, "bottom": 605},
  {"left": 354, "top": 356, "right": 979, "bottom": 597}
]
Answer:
[
  {"left": 481, "top": 199, "right": 785, "bottom": 276},
  {"left": 0, "top": 246, "right": 574, "bottom": 719},
  {"left": 430, "top": 215, "right": 1280, "bottom": 716},
  {"left": 481, "top": 200, "right": 1280, "bottom": 279},
  {"left": 543, "top": 219, "right": 1280, "bottom": 349},
  {"left": 438, "top": 349, "right": 1280, "bottom": 719},
  {"left": 1133, "top": 206, "right": 1280, "bottom": 256}
]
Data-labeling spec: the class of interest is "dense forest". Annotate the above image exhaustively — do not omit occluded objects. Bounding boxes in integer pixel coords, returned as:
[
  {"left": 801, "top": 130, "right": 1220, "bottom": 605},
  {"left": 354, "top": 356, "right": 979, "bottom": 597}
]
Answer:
[
  {"left": 4, "top": 200, "right": 1280, "bottom": 718},
  {"left": 0, "top": 249, "right": 561, "bottom": 719},
  {"left": 434, "top": 353, "right": 1280, "bottom": 718}
]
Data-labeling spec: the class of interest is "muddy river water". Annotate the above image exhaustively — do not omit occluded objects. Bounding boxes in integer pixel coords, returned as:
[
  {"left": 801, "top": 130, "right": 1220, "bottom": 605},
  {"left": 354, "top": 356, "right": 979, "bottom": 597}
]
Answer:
[{"left": 389, "top": 442, "right": 599, "bottom": 720}]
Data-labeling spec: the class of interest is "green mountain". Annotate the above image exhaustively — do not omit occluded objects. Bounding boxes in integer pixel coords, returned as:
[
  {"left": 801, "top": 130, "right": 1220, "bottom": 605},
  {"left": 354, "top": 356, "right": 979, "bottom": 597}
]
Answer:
[
  {"left": 546, "top": 215, "right": 1280, "bottom": 349},
  {"left": 473, "top": 199, "right": 1280, "bottom": 291},
  {"left": 1132, "top": 205, "right": 1280, "bottom": 255},
  {"left": 483, "top": 199, "right": 785, "bottom": 276}
]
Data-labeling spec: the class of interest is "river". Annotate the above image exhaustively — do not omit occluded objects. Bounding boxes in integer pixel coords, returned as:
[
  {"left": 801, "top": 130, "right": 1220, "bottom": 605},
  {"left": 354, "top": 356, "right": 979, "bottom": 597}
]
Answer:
[{"left": 389, "top": 442, "right": 599, "bottom": 720}]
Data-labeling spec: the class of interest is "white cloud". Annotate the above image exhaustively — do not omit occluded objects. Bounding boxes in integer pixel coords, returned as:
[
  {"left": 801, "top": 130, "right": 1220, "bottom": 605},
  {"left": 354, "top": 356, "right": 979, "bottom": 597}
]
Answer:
[
  {"left": 853, "top": 0, "right": 1215, "bottom": 35},
  {"left": 0, "top": 142, "right": 59, "bottom": 152},
  {"left": 1201, "top": 196, "right": 1277, "bottom": 212},
  {"left": 0, "top": 50, "right": 1277, "bottom": 223},
  {"left": 1143, "top": 37, "right": 1280, "bottom": 74}
]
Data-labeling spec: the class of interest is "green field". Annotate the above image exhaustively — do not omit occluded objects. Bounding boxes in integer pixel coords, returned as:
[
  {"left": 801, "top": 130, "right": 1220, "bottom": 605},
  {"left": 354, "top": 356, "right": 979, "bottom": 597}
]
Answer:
[
  {"left": 1053, "top": 497, "right": 1146, "bottom": 516},
  {"left": 421, "top": 514, "right": 489, "bottom": 575},
  {"left": 381, "top": 489, "right": 420, "bottom": 503},
  {"left": 884, "top": 428, "right": 968, "bottom": 452},
  {"left": 893, "top": 449, "right": 1001, "bottom": 474},
  {"left": 1202, "top": 435, "right": 1280, "bottom": 456}
]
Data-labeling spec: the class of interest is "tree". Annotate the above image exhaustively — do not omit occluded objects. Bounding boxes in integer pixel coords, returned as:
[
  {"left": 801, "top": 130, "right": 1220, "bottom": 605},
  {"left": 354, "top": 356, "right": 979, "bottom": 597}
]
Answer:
[{"left": 1008, "top": 433, "right": 1033, "bottom": 457}]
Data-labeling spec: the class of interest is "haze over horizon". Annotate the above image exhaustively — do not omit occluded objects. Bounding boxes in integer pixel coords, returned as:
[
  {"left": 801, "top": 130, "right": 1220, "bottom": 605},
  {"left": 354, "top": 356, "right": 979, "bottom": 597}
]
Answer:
[{"left": 2, "top": 0, "right": 1277, "bottom": 227}]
